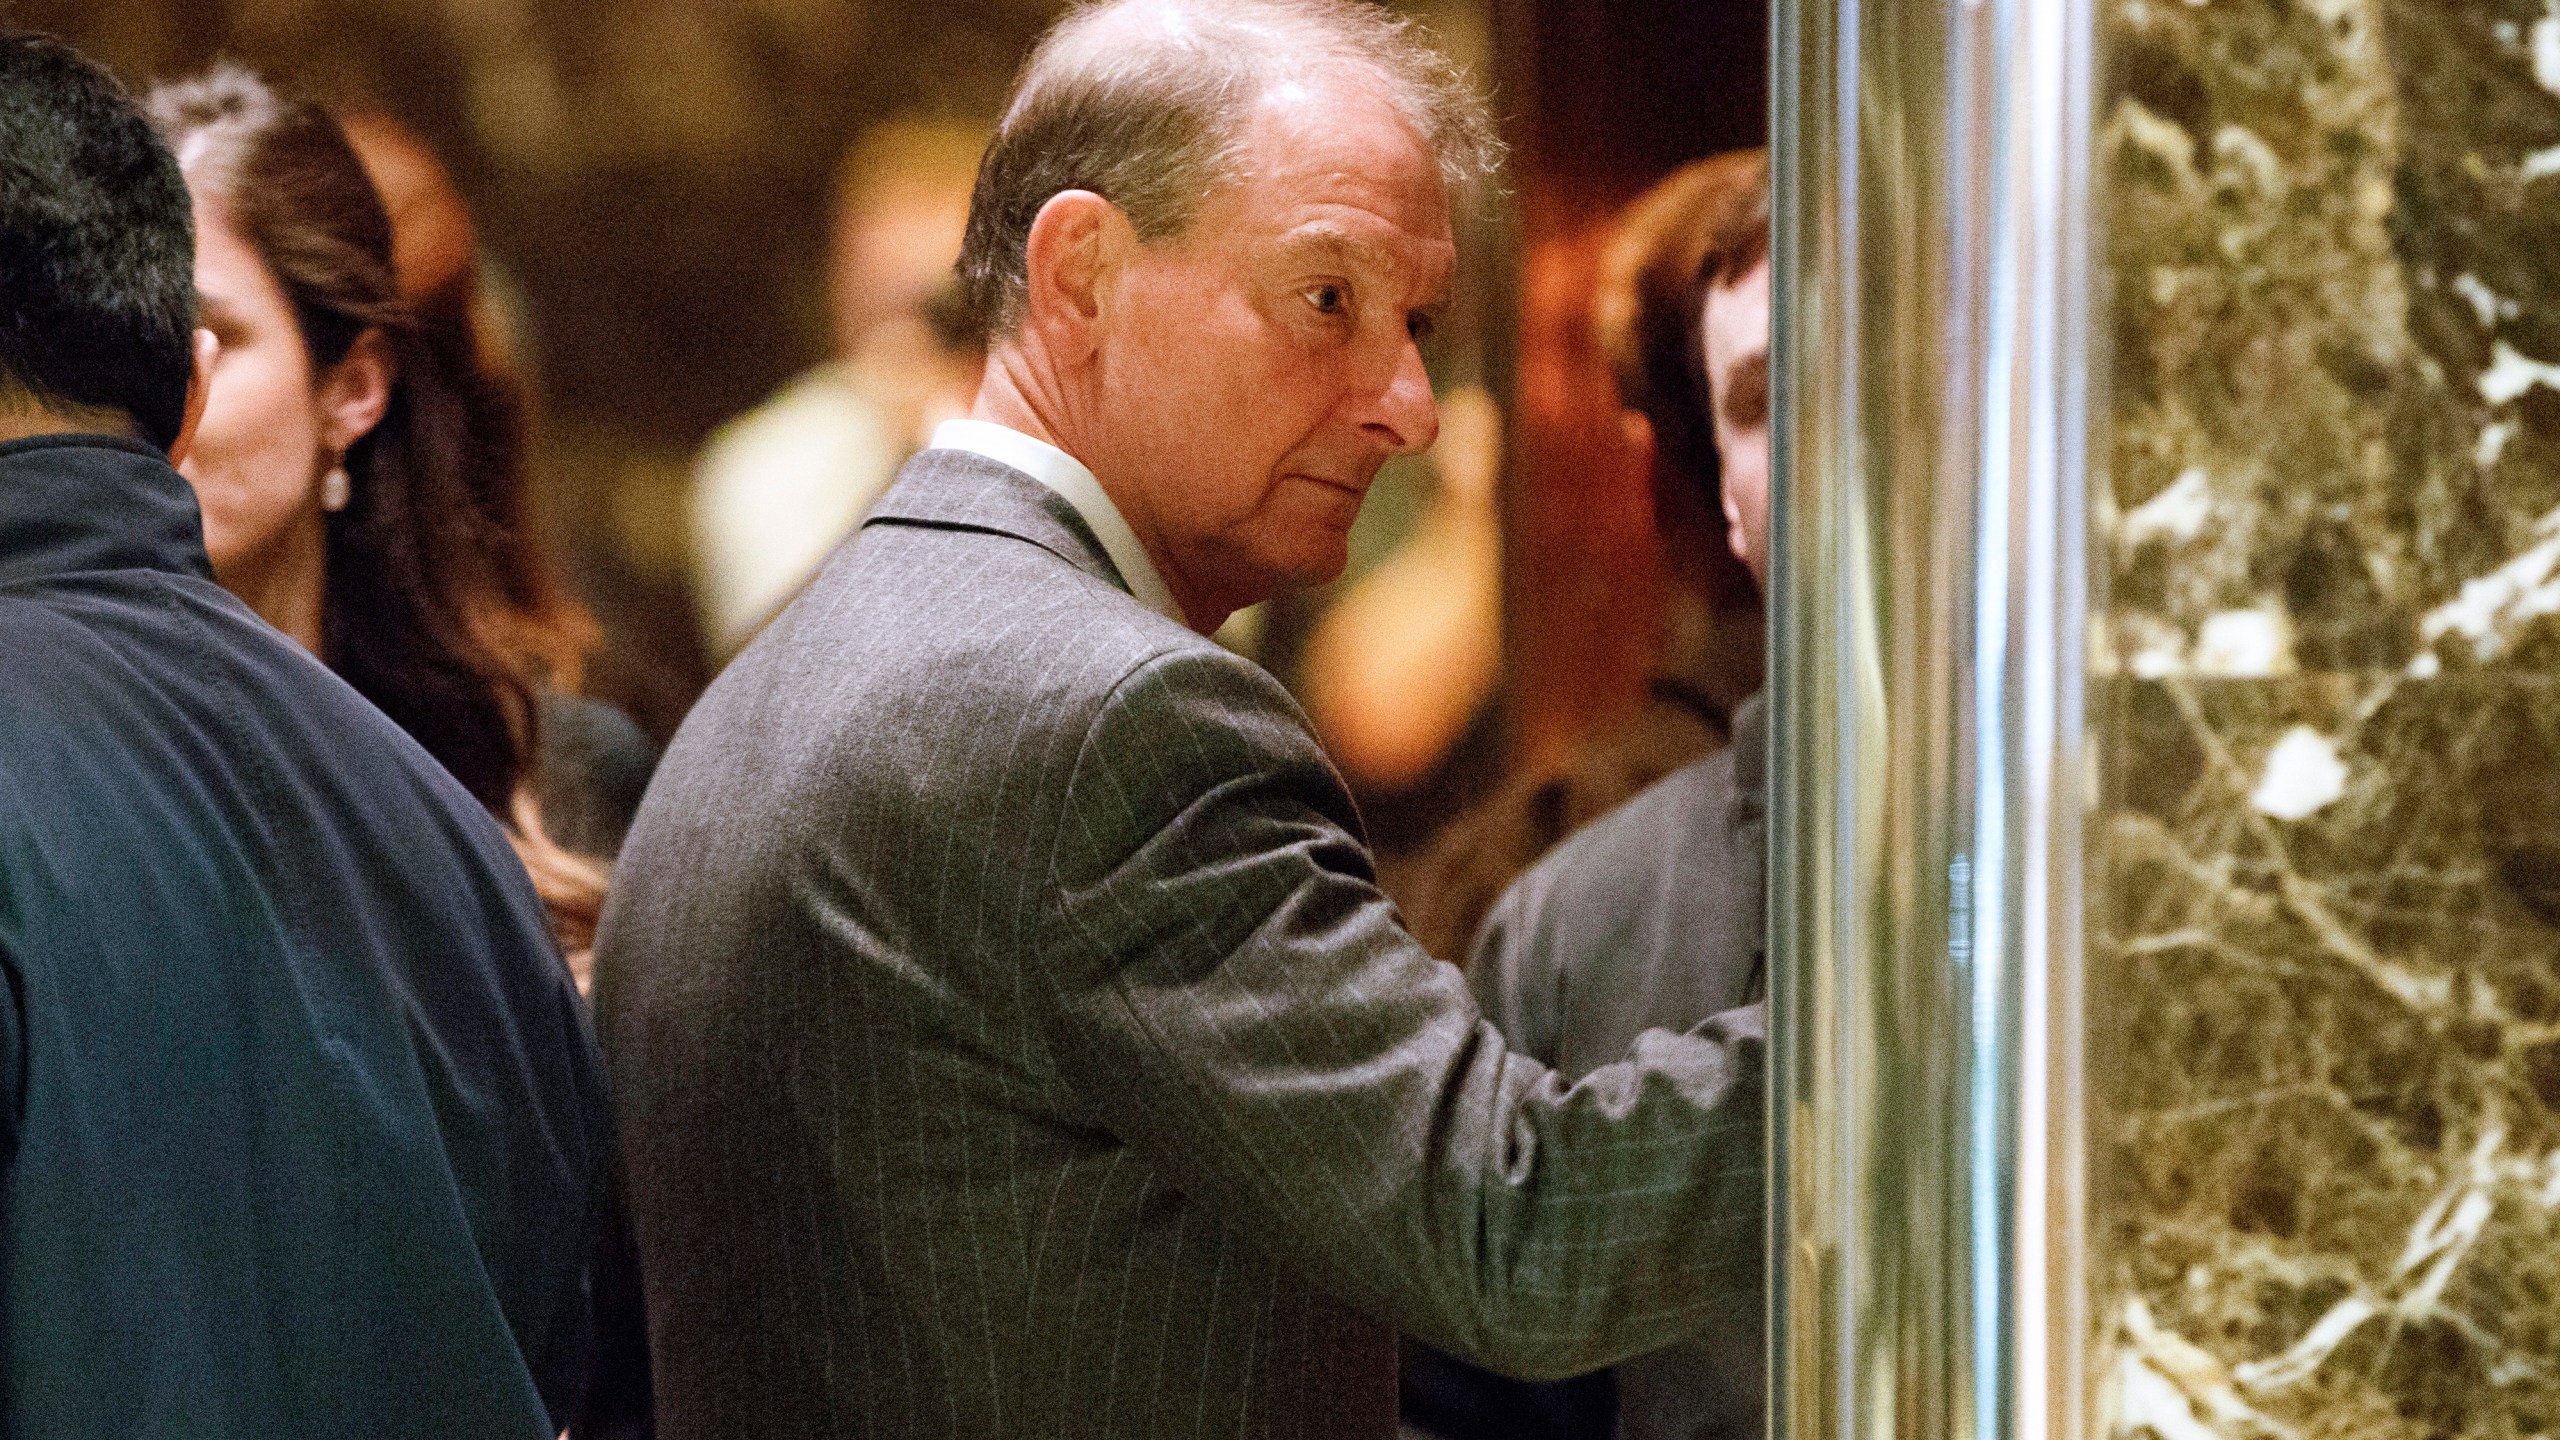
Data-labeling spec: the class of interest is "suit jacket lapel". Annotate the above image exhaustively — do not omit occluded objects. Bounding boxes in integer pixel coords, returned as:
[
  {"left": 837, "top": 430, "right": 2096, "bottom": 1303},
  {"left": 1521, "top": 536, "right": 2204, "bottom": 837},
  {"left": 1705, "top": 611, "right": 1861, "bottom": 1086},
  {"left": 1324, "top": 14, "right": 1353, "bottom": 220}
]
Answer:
[{"left": 864, "top": 447, "right": 1134, "bottom": 598}]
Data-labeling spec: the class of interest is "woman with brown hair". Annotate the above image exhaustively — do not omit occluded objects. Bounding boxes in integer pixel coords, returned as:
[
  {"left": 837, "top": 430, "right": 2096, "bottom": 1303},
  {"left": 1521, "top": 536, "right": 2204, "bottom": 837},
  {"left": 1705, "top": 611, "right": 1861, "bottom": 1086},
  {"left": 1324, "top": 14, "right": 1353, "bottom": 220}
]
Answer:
[{"left": 146, "top": 66, "right": 614, "bottom": 980}]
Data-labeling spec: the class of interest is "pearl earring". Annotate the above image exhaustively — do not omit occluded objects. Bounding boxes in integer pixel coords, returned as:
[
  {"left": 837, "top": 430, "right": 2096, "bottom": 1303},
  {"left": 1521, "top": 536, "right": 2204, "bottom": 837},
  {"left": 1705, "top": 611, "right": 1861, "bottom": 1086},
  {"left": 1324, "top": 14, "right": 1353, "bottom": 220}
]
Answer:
[{"left": 321, "top": 460, "right": 351, "bottom": 513}]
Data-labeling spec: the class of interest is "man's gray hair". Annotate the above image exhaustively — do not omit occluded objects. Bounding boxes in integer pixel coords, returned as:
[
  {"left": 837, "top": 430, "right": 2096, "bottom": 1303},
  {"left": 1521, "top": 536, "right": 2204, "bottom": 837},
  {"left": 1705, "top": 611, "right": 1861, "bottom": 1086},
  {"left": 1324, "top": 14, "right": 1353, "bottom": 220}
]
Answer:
[{"left": 956, "top": 0, "right": 1502, "bottom": 337}]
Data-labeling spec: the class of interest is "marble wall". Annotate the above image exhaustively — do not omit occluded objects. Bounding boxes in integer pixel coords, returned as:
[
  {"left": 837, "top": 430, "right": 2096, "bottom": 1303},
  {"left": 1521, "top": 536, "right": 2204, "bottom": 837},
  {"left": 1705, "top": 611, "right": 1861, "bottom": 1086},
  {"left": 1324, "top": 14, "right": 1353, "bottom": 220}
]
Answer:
[{"left": 2095, "top": 0, "right": 2560, "bottom": 1434}]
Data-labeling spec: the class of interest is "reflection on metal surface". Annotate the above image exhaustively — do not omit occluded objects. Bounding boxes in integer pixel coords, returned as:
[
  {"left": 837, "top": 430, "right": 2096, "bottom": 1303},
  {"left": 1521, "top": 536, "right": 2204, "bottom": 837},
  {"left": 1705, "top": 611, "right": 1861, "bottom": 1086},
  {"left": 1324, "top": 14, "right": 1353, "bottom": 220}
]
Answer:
[{"left": 1768, "top": 0, "right": 2094, "bottom": 1435}]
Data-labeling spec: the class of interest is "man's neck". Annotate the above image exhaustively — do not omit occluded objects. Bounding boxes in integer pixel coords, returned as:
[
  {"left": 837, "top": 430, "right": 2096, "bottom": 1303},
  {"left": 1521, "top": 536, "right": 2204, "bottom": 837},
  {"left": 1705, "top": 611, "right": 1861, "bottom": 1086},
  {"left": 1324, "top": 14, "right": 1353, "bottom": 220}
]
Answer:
[
  {"left": 0, "top": 393, "right": 139, "bottom": 447},
  {"left": 965, "top": 363, "right": 1077, "bottom": 463},
  {"left": 969, "top": 354, "right": 1229, "bottom": 634}
]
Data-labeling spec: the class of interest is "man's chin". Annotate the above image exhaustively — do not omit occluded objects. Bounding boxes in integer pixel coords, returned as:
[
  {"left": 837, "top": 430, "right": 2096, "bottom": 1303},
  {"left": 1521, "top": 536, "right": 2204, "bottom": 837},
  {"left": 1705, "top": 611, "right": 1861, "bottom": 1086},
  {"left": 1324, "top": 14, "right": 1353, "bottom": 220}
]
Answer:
[
  {"left": 1290, "top": 510, "right": 1360, "bottom": 578},
  {"left": 1236, "top": 535, "right": 1354, "bottom": 600},
  {"left": 1219, "top": 496, "right": 1362, "bottom": 599}
]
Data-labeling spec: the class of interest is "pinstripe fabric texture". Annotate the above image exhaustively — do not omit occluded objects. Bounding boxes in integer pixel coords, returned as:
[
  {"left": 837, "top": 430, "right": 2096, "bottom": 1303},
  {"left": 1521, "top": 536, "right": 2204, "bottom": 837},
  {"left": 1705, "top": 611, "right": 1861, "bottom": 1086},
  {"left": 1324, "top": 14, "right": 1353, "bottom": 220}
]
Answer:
[{"left": 594, "top": 449, "right": 1766, "bottom": 1440}]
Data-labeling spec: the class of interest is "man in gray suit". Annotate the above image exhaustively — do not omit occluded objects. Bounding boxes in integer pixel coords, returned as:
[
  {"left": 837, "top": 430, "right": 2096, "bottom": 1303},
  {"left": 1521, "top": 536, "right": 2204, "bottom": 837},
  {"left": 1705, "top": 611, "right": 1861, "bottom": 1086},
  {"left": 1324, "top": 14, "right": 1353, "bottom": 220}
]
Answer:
[{"left": 597, "top": 3, "right": 1765, "bottom": 1436}]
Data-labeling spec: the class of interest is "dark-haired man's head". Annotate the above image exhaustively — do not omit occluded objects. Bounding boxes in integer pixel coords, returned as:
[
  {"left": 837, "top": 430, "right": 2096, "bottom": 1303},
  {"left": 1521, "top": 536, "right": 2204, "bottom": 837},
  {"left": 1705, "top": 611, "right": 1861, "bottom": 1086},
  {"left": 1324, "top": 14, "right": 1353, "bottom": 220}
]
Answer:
[
  {"left": 1692, "top": 152, "right": 1770, "bottom": 587},
  {"left": 1592, "top": 147, "right": 1768, "bottom": 598},
  {"left": 0, "top": 29, "right": 207, "bottom": 453}
]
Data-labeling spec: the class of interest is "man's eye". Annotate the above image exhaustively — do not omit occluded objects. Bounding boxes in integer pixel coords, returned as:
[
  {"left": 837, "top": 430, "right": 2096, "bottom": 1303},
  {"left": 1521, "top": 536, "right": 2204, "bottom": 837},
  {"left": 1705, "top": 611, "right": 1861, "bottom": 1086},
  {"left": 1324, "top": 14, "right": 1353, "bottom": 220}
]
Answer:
[
  {"left": 1724, "top": 379, "right": 1770, "bottom": 430},
  {"left": 1306, "top": 284, "right": 1347, "bottom": 316},
  {"left": 1407, "top": 312, "right": 1436, "bottom": 344}
]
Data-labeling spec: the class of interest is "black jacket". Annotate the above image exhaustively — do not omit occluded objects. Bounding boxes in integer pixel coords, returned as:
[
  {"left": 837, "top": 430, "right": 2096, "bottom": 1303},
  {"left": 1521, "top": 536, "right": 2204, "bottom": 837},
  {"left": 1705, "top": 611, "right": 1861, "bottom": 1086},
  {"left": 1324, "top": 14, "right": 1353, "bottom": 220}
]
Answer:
[{"left": 0, "top": 434, "right": 613, "bottom": 1437}]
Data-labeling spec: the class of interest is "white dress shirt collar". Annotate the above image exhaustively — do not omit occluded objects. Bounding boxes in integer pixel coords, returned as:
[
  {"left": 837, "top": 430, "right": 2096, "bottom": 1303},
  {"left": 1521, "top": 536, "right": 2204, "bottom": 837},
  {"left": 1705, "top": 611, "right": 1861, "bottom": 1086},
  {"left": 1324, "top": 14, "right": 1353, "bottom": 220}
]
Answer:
[{"left": 927, "top": 418, "right": 1185, "bottom": 627}]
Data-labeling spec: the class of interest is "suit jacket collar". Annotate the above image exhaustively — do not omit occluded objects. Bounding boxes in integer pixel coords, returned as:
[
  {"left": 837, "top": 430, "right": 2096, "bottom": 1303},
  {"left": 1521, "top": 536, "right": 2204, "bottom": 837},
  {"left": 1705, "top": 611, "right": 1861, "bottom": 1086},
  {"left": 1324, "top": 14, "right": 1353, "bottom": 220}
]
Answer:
[
  {"left": 864, "top": 445, "right": 1138, "bottom": 599},
  {"left": 0, "top": 434, "right": 214, "bottom": 589}
]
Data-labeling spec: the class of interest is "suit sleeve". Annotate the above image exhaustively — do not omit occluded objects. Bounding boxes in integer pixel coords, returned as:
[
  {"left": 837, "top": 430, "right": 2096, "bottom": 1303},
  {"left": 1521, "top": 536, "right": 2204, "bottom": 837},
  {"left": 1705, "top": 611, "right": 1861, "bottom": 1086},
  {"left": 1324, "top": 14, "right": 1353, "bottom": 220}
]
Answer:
[{"left": 1036, "top": 647, "right": 1764, "bottom": 1381}]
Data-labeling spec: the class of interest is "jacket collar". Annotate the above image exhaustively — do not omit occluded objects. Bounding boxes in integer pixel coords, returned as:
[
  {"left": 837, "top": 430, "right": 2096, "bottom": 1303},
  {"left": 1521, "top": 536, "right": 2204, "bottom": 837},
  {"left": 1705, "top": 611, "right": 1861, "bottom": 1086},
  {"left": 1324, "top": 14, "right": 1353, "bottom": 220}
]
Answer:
[
  {"left": 921, "top": 421, "right": 1184, "bottom": 625},
  {"left": 0, "top": 434, "right": 213, "bottom": 589},
  {"left": 863, "top": 445, "right": 1137, "bottom": 599}
]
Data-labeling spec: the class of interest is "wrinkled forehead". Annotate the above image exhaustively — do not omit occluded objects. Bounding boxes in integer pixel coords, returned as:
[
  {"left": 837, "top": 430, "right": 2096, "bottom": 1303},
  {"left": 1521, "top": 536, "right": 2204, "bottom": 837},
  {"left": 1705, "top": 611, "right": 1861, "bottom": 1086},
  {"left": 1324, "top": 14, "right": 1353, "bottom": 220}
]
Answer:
[
  {"left": 1241, "top": 64, "right": 1446, "bottom": 195},
  {"left": 1205, "top": 72, "right": 1458, "bottom": 283}
]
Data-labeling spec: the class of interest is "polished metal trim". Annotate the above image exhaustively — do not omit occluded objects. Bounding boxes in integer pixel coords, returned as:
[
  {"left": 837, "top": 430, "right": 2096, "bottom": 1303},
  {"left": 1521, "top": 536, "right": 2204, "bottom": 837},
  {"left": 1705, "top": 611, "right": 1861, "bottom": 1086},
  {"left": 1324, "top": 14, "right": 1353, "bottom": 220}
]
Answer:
[{"left": 1768, "top": 0, "right": 2095, "bottom": 1434}]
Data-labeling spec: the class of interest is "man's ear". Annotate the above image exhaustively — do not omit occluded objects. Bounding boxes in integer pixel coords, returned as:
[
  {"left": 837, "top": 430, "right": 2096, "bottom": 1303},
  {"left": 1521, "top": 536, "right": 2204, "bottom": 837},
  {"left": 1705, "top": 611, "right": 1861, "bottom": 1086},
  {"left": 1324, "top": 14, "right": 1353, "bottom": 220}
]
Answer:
[
  {"left": 316, "top": 327, "right": 396, "bottom": 457},
  {"left": 167, "top": 328, "right": 218, "bottom": 468},
  {"left": 1019, "top": 189, "right": 1126, "bottom": 362}
]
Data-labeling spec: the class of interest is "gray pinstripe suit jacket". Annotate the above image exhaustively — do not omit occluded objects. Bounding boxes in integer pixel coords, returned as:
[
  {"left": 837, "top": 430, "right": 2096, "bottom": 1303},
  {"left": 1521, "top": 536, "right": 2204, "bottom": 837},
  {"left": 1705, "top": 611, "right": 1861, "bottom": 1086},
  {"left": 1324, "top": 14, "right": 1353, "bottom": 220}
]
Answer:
[{"left": 594, "top": 448, "right": 1765, "bottom": 1440}]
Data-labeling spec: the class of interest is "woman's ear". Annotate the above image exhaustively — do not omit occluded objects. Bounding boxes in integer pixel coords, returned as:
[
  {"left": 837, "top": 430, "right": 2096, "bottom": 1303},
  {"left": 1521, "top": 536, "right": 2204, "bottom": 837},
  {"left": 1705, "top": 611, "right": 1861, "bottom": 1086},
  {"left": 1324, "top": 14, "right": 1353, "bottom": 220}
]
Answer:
[
  {"left": 168, "top": 327, "right": 220, "bottom": 467},
  {"left": 316, "top": 327, "right": 396, "bottom": 456}
]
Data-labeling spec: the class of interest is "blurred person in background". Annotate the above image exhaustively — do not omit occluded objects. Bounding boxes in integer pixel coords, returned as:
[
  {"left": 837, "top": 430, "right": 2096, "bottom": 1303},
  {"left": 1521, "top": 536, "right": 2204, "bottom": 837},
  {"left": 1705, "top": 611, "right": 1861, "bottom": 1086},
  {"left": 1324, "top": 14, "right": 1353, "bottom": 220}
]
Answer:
[
  {"left": 689, "top": 117, "right": 987, "bottom": 657},
  {"left": 145, "top": 66, "right": 619, "bottom": 978},
  {"left": 1397, "top": 152, "right": 1768, "bottom": 967},
  {"left": 1451, "top": 149, "right": 1773, "bottom": 1440},
  {"left": 337, "top": 107, "right": 660, "bottom": 863},
  {"left": 0, "top": 29, "right": 612, "bottom": 1435}
]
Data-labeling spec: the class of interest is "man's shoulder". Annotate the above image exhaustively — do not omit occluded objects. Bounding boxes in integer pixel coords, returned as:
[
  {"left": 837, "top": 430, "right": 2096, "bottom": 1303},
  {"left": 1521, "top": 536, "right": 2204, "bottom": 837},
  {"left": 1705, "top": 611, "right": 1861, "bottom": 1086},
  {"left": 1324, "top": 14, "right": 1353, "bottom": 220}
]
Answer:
[
  {"left": 1068, "top": 631, "right": 1326, "bottom": 782},
  {"left": 0, "top": 572, "right": 216, "bottom": 741},
  {"left": 1466, "top": 747, "right": 1741, "bottom": 1051},
  {"left": 767, "top": 450, "right": 1277, "bottom": 729},
  {"left": 0, "top": 569, "right": 558, "bottom": 976},
  {"left": 1513, "top": 747, "right": 1736, "bottom": 910},
  {"left": 657, "top": 513, "right": 1288, "bottom": 839},
  {"left": 0, "top": 570, "right": 495, "bottom": 826},
  {"left": 768, "top": 506, "right": 1213, "bottom": 717}
]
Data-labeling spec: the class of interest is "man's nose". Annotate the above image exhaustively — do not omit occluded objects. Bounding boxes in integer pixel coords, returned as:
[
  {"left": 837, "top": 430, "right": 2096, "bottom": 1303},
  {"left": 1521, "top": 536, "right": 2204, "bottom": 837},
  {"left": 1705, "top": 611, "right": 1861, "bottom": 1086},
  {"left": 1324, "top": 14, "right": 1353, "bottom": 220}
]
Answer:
[{"left": 1360, "top": 338, "right": 1440, "bottom": 457}]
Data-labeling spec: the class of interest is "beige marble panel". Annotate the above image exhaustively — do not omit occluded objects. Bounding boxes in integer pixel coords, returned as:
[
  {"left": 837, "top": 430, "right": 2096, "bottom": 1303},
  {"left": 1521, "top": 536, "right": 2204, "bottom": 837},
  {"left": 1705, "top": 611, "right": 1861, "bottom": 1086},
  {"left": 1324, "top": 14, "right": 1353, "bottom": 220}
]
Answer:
[{"left": 2095, "top": 0, "right": 2560, "bottom": 1435}]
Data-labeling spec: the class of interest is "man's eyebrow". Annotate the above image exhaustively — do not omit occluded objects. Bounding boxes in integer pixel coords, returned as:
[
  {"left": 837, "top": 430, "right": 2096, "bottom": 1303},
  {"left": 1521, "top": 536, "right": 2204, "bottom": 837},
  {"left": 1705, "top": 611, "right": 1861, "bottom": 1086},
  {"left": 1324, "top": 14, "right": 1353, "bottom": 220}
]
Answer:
[
  {"left": 1273, "top": 225, "right": 1392, "bottom": 271},
  {"left": 1274, "top": 224, "right": 1453, "bottom": 307}
]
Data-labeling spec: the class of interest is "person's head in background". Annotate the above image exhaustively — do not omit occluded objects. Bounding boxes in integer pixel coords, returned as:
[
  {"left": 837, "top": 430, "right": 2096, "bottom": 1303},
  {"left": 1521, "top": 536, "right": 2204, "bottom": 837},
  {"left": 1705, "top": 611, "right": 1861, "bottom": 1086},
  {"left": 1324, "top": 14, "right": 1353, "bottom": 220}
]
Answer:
[
  {"left": 829, "top": 118, "right": 987, "bottom": 364},
  {"left": 955, "top": 0, "right": 1501, "bottom": 630},
  {"left": 1591, "top": 147, "right": 1768, "bottom": 610},
  {"left": 1692, "top": 151, "right": 1770, "bottom": 588},
  {"left": 336, "top": 107, "right": 599, "bottom": 689},
  {"left": 146, "top": 65, "right": 606, "bottom": 961},
  {"left": 815, "top": 116, "right": 990, "bottom": 463},
  {"left": 0, "top": 30, "right": 209, "bottom": 455}
]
